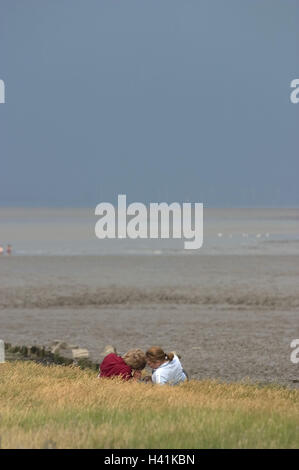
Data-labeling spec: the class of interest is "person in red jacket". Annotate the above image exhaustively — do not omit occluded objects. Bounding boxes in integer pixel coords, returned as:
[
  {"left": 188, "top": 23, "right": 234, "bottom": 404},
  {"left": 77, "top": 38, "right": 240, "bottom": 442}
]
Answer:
[{"left": 99, "top": 348, "right": 146, "bottom": 381}]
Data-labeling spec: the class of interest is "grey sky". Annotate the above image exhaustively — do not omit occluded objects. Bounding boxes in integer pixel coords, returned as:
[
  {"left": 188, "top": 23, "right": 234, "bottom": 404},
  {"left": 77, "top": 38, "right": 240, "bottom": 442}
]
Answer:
[{"left": 0, "top": 0, "right": 298, "bottom": 207}]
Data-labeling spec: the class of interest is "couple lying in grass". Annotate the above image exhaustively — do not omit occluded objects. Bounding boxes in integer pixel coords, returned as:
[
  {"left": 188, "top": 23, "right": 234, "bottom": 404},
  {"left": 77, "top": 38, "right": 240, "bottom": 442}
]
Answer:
[{"left": 98, "top": 345, "right": 188, "bottom": 385}]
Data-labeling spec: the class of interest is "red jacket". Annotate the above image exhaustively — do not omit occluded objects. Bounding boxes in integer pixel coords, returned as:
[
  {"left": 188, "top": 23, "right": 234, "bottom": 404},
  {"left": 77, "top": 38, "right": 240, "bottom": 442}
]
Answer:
[{"left": 99, "top": 353, "right": 132, "bottom": 380}]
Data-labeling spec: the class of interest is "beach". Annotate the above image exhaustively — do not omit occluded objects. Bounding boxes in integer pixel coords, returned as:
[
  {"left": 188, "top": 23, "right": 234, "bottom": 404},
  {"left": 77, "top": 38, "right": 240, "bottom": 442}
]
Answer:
[{"left": 1, "top": 252, "right": 298, "bottom": 387}]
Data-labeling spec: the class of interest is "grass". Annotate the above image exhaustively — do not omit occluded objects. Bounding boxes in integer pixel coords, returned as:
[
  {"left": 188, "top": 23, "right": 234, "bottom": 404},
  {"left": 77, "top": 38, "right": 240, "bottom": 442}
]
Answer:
[{"left": 0, "top": 361, "right": 298, "bottom": 449}]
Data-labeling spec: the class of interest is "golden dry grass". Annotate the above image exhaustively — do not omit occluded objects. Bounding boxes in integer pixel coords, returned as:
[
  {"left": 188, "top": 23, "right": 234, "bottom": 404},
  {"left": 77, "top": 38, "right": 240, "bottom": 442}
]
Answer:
[{"left": 0, "top": 361, "right": 298, "bottom": 448}]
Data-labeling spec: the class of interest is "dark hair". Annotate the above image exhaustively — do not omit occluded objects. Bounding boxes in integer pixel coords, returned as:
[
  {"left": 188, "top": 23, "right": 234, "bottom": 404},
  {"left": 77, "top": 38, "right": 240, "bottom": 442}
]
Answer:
[{"left": 146, "top": 346, "right": 174, "bottom": 363}]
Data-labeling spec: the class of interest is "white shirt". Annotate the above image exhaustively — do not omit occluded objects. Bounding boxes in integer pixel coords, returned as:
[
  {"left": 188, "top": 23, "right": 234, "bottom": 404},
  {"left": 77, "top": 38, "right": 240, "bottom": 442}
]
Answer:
[{"left": 151, "top": 355, "right": 187, "bottom": 385}]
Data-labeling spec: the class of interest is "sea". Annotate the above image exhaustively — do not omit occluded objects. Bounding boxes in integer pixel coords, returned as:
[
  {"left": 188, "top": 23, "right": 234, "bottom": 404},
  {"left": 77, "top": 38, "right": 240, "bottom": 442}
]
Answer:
[{"left": 0, "top": 207, "right": 298, "bottom": 256}]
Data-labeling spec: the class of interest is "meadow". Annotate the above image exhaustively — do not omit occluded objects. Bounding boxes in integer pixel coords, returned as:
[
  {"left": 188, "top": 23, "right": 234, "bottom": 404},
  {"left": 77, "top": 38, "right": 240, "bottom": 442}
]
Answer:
[{"left": 0, "top": 361, "right": 298, "bottom": 449}]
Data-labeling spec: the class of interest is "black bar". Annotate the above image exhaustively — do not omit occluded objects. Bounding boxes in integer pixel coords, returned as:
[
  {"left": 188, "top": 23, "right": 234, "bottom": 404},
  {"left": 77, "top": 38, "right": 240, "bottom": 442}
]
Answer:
[{"left": 1, "top": 449, "right": 298, "bottom": 466}]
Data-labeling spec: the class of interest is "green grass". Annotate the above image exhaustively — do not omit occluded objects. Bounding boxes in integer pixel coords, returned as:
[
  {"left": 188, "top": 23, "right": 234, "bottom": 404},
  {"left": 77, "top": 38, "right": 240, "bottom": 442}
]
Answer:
[{"left": 0, "top": 361, "right": 298, "bottom": 448}]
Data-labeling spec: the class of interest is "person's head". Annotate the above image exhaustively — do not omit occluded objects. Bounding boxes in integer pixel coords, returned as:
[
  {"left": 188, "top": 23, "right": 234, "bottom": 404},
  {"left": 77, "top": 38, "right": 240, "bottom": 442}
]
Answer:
[
  {"left": 122, "top": 349, "right": 146, "bottom": 371},
  {"left": 145, "top": 346, "right": 174, "bottom": 369}
]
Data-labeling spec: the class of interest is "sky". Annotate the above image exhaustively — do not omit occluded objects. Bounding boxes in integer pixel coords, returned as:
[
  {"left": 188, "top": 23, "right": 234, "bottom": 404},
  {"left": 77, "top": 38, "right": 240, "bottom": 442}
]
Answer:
[{"left": 0, "top": 0, "right": 298, "bottom": 207}]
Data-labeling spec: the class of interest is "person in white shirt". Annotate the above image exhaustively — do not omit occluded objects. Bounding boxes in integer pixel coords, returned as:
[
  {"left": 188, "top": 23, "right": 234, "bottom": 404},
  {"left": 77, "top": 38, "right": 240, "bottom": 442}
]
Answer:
[{"left": 145, "top": 346, "right": 187, "bottom": 385}]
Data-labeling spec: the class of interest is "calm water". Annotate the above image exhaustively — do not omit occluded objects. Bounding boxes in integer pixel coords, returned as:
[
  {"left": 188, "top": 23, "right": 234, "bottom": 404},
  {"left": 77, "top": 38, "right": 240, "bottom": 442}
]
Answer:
[{"left": 0, "top": 207, "right": 298, "bottom": 256}]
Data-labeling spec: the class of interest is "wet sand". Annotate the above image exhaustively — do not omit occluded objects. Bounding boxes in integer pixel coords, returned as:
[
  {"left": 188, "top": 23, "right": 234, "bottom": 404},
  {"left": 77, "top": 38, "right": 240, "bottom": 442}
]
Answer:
[{"left": 0, "top": 255, "right": 298, "bottom": 387}]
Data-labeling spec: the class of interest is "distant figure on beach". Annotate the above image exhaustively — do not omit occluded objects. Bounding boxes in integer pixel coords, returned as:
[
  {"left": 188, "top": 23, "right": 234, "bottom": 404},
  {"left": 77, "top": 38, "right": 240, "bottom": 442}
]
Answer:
[
  {"left": 98, "top": 346, "right": 146, "bottom": 381},
  {"left": 6, "top": 244, "right": 12, "bottom": 255},
  {"left": 145, "top": 346, "right": 187, "bottom": 385},
  {"left": 0, "top": 245, "right": 3, "bottom": 255}
]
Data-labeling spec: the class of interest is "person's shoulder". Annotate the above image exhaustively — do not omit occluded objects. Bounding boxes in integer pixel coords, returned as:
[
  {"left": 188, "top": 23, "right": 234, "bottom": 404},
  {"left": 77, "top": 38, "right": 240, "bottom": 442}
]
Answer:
[
  {"left": 101, "top": 352, "right": 118, "bottom": 363},
  {"left": 106, "top": 352, "right": 118, "bottom": 359},
  {"left": 172, "top": 354, "right": 182, "bottom": 366},
  {"left": 102, "top": 353, "right": 128, "bottom": 368}
]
